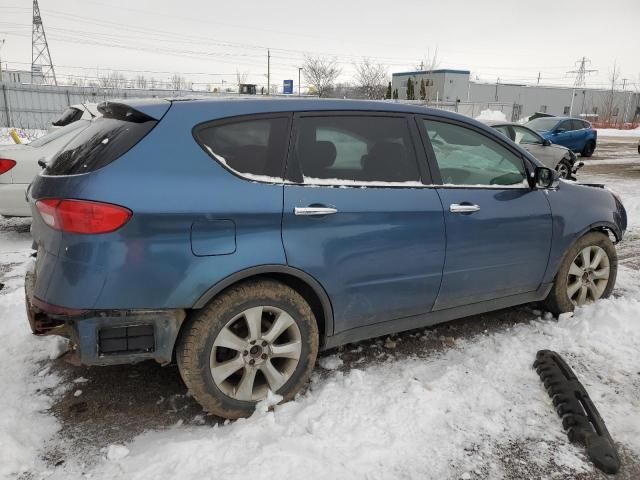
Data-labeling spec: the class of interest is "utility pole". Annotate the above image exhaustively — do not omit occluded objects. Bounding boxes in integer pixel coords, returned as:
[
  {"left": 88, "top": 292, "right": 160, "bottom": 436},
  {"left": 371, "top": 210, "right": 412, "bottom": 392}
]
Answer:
[
  {"left": 31, "top": 0, "right": 57, "bottom": 85},
  {"left": 537, "top": 72, "right": 541, "bottom": 85},
  {"left": 567, "top": 56, "right": 596, "bottom": 116},
  {"left": 298, "top": 67, "right": 302, "bottom": 96},
  {"left": 621, "top": 78, "right": 630, "bottom": 124},
  {"left": 0, "top": 38, "right": 5, "bottom": 82},
  {"left": 494, "top": 77, "right": 499, "bottom": 101},
  {"left": 267, "top": 49, "right": 270, "bottom": 96}
]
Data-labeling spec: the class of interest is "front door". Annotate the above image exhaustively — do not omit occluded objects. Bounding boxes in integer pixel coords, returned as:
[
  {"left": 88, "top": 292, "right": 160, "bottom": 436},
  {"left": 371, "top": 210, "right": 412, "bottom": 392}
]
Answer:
[
  {"left": 282, "top": 113, "right": 446, "bottom": 333},
  {"left": 419, "top": 117, "right": 553, "bottom": 310}
]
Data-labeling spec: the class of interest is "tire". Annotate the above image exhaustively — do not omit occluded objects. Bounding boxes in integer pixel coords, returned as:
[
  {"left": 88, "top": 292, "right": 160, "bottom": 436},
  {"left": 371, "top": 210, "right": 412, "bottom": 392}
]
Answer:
[
  {"left": 543, "top": 232, "right": 617, "bottom": 316},
  {"left": 555, "top": 160, "right": 571, "bottom": 179},
  {"left": 177, "top": 279, "right": 319, "bottom": 419},
  {"left": 582, "top": 140, "right": 596, "bottom": 157}
]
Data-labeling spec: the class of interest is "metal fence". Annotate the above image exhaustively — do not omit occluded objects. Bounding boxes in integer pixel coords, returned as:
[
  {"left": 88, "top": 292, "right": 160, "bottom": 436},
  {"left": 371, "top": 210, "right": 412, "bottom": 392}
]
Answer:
[{"left": 0, "top": 81, "right": 218, "bottom": 130}]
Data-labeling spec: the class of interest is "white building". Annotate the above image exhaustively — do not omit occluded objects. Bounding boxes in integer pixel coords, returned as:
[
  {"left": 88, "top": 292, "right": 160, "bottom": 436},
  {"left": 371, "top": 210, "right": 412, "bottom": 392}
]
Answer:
[{"left": 392, "top": 69, "right": 640, "bottom": 124}]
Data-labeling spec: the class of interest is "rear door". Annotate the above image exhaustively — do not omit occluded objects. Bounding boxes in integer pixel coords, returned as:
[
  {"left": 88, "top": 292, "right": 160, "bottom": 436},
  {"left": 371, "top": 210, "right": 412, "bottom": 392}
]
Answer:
[
  {"left": 418, "top": 117, "right": 553, "bottom": 310},
  {"left": 282, "top": 112, "right": 446, "bottom": 333}
]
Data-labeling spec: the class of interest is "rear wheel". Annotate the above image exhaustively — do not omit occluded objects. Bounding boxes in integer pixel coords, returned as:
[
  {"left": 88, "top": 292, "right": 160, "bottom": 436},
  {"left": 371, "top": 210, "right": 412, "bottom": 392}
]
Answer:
[
  {"left": 555, "top": 160, "right": 571, "bottom": 179},
  {"left": 582, "top": 140, "right": 596, "bottom": 157},
  {"left": 543, "top": 232, "right": 617, "bottom": 316},
  {"left": 177, "top": 279, "right": 319, "bottom": 419}
]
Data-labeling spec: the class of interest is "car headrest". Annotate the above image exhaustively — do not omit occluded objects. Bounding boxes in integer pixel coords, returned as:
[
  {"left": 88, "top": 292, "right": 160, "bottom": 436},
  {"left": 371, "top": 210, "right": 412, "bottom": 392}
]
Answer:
[
  {"left": 300, "top": 140, "right": 337, "bottom": 172},
  {"left": 362, "top": 141, "right": 414, "bottom": 181}
]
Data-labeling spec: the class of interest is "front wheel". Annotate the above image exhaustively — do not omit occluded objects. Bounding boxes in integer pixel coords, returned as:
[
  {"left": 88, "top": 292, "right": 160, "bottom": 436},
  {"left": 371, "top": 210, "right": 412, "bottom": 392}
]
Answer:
[
  {"left": 555, "top": 160, "right": 571, "bottom": 179},
  {"left": 177, "top": 279, "right": 319, "bottom": 419},
  {"left": 543, "top": 232, "right": 617, "bottom": 316}
]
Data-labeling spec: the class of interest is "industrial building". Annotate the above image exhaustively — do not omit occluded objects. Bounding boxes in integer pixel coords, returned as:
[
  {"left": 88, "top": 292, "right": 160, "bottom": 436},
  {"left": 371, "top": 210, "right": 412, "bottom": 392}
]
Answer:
[{"left": 392, "top": 69, "right": 640, "bottom": 124}]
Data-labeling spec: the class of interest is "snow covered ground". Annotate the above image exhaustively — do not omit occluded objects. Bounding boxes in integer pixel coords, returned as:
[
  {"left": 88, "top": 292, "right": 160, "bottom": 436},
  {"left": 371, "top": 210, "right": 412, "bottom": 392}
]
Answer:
[
  {"left": 0, "top": 141, "right": 639, "bottom": 480},
  {"left": 0, "top": 128, "right": 47, "bottom": 146}
]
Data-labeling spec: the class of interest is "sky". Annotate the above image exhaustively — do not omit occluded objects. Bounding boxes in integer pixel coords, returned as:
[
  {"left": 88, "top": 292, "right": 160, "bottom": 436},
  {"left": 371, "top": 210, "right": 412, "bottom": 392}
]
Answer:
[{"left": 0, "top": 0, "right": 639, "bottom": 92}]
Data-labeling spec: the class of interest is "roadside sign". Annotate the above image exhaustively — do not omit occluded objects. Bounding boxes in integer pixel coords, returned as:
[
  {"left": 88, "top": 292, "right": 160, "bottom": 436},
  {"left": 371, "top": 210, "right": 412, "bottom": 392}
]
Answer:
[{"left": 283, "top": 79, "right": 293, "bottom": 94}]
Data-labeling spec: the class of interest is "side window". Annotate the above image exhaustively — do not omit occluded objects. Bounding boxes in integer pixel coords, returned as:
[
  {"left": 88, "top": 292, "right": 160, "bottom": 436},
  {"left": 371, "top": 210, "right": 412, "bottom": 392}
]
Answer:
[
  {"left": 570, "top": 120, "right": 583, "bottom": 131},
  {"left": 423, "top": 119, "right": 527, "bottom": 187},
  {"left": 558, "top": 120, "right": 573, "bottom": 132},
  {"left": 492, "top": 125, "right": 514, "bottom": 141},
  {"left": 195, "top": 116, "right": 290, "bottom": 179},
  {"left": 512, "top": 126, "right": 542, "bottom": 145},
  {"left": 292, "top": 116, "right": 420, "bottom": 184}
]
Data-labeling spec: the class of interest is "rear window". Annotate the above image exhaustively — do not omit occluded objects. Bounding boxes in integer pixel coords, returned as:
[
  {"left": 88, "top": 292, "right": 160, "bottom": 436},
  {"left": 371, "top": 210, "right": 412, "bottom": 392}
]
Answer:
[
  {"left": 45, "top": 115, "right": 156, "bottom": 176},
  {"left": 194, "top": 116, "right": 290, "bottom": 180},
  {"left": 52, "top": 107, "right": 83, "bottom": 127},
  {"left": 29, "top": 120, "right": 87, "bottom": 148}
]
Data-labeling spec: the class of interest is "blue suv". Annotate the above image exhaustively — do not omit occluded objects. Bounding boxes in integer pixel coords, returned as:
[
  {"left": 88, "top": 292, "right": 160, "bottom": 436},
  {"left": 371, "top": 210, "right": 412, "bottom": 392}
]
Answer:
[
  {"left": 525, "top": 116, "right": 597, "bottom": 157},
  {"left": 25, "top": 99, "right": 626, "bottom": 418}
]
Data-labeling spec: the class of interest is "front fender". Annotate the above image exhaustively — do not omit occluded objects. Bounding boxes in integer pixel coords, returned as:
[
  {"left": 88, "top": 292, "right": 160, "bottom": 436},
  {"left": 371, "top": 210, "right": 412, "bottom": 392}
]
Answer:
[{"left": 543, "top": 181, "right": 626, "bottom": 283}]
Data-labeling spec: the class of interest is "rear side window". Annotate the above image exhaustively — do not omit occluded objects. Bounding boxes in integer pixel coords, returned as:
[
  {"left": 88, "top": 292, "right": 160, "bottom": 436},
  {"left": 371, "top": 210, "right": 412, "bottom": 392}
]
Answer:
[
  {"left": 52, "top": 107, "right": 83, "bottom": 127},
  {"left": 291, "top": 115, "right": 420, "bottom": 184},
  {"left": 46, "top": 113, "right": 157, "bottom": 176},
  {"left": 195, "top": 117, "right": 290, "bottom": 180}
]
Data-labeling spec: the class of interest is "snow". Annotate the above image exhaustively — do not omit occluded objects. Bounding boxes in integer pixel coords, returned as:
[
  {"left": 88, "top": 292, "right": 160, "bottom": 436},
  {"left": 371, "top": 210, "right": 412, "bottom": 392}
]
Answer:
[
  {"left": 1, "top": 153, "right": 640, "bottom": 479},
  {"left": 474, "top": 109, "right": 508, "bottom": 122},
  {"left": 0, "top": 127, "right": 47, "bottom": 145},
  {"left": 596, "top": 126, "right": 640, "bottom": 138},
  {"left": 0, "top": 219, "right": 67, "bottom": 479}
]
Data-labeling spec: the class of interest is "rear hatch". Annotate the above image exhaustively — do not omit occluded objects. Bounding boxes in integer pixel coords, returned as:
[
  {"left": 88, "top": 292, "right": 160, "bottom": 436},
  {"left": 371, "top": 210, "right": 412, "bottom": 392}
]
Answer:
[{"left": 28, "top": 99, "right": 170, "bottom": 307}]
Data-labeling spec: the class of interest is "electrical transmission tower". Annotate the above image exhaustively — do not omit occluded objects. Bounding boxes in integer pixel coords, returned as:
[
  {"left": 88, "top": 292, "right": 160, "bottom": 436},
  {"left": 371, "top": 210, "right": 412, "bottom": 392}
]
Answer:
[
  {"left": 31, "top": 0, "right": 57, "bottom": 85},
  {"left": 566, "top": 57, "right": 596, "bottom": 116}
]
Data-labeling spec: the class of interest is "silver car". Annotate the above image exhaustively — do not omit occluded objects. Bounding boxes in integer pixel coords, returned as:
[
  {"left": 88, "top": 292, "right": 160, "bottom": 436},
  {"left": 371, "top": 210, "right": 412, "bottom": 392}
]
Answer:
[
  {"left": 485, "top": 121, "right": 583, "bottom": 179},
  {"left": 0, "top": 120, "right": 92, "bottom": 216}
]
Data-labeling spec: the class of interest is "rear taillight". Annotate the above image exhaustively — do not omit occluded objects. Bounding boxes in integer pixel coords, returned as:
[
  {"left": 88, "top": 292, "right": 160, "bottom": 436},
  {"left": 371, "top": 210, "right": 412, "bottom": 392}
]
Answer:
[
  {"left": 35, "top": 199, "right": 132, "bottom": 234},
  {"left": 0, "top": 159, "right": 16, "bottom": 175}
]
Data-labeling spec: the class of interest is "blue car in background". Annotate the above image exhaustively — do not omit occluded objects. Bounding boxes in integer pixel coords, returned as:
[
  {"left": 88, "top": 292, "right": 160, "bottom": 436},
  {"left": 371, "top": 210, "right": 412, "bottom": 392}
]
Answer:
[
  {"left": 525, "top": 116, "right": 597, "bottom": 157},
  {"left": 25, "top": 98, "right": 626, "bottom": 419}
]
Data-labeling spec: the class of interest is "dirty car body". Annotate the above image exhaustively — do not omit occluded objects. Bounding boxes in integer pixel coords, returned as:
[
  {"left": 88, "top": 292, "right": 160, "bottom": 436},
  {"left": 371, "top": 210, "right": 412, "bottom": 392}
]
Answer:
[{"left": 25, "top": 98, "right": 627, "bottom": 367}]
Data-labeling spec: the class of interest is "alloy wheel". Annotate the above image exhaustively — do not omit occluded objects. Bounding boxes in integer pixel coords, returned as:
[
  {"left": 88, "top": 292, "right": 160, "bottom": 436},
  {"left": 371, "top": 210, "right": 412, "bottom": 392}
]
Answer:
[
  {"left": 566, "top": 245, "right": 610, "bottom": 306},
  {"left": 209, "top": 306, "right": 302, "bottom": 401}
]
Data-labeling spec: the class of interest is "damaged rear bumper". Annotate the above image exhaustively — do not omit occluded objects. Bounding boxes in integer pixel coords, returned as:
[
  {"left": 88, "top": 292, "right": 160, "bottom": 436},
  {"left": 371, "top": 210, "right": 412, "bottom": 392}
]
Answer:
[{"left": 25, "top": 266, "right": 185, "bottom": 366}]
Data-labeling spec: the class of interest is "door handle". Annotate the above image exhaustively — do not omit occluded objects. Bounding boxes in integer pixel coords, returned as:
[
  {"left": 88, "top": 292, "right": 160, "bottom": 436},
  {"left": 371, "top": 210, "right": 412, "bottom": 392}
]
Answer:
[
  {"left": 450, "top": 203, "right": 480, "bottom": 213},
  {"left": 294, "top": 206, "right": 338, "bottom": 216}
]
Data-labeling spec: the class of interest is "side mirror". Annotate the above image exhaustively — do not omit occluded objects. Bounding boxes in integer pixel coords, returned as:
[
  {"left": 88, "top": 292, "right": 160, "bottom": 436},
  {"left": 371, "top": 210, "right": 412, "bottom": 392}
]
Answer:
[
  {"left": 542, "top": 138, "right": 551, "bottom": 146},
  {"left": 554, "top": 128, "right": 565, "bottom": 134},
  {"left": 534, "top": 166, "right": 559, "bottom": 189}
]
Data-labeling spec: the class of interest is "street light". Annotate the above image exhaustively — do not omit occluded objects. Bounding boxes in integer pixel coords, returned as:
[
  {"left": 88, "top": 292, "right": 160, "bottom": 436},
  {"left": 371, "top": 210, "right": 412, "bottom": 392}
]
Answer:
[{"left": 298, "top": 67, "right": 302, "bottom": 96}]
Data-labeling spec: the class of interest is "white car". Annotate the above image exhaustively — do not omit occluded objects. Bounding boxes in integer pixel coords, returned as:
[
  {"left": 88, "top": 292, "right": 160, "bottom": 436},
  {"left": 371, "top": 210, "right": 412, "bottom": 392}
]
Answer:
[
  {"left": 0, "top": 120, "right": 92, "bottom": 216},
  {"left": 49, "top": 103, "right": 100, "bottom": 132}
]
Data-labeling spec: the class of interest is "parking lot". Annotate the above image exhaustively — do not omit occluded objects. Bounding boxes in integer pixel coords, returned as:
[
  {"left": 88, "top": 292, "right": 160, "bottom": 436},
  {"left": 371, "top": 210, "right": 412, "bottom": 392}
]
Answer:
[{"left": 1, "top": 137, "right": 639, "bottom": 480}]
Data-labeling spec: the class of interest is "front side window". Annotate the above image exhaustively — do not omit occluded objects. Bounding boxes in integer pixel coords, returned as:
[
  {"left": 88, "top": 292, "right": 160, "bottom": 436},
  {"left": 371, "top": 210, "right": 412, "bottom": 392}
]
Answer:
[
  {"left": 512, "top": 126, "right": 542, "bottom": 145},
  {"left": 195, "top": 117, "right": 290, "bottom": 180},
  {"left": 291, "top": 116, "right": 420, "bottom": 184},
  {"left": 423, "top": 119, "right": 527, "bottom": 187}
]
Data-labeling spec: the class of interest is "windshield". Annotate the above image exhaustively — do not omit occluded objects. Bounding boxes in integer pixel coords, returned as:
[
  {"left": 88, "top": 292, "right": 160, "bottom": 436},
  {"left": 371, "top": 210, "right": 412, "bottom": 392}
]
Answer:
[
  {"left": 525, "top": 117, "right": 560, "bottom": 132},
  {"left": 28, "top": 120, "right": 87, "bottom": 148}
]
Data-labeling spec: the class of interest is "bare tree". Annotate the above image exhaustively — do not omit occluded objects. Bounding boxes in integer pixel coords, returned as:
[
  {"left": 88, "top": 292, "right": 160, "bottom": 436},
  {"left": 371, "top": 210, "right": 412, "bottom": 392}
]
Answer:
[
  {"left": 601, "top": 62, "right": 620, "bottom": 126},
  {"left": 353, "top": 58, "right": 388, "bottom": 99},
  {"left": 135, "top": 75, "right": 148, "bottom": 89},
  {"left": 170, "top": 73, "right": 186, "bottom": 90},
  {"left": 302, "top": 55, "right": 341, "bottom": 98}
]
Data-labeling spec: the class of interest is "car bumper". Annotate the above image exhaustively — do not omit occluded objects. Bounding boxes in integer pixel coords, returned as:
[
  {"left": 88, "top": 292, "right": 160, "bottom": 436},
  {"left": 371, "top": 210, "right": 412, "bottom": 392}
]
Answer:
[
  {"left": 25, "top": 262, "right": 186, "bottom": 366},
  {"left": 0, "top": 183, "right": 31, "bottom": 216}
]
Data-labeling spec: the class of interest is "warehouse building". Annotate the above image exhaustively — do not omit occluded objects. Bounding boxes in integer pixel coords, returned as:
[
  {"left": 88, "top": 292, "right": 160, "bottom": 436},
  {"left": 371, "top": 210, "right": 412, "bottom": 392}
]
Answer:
[{"left": 391, "top": 69, "right": 640, "bottom": 124}]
